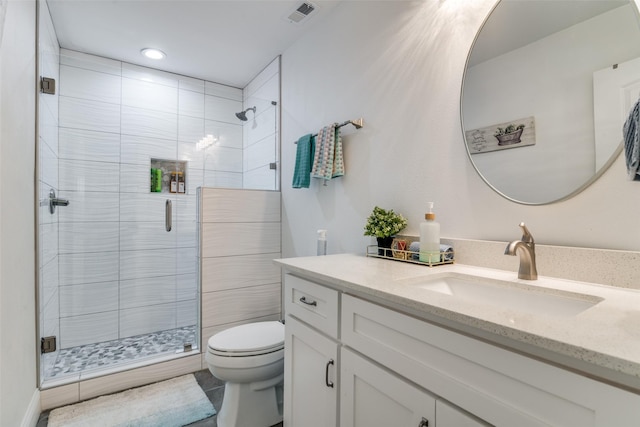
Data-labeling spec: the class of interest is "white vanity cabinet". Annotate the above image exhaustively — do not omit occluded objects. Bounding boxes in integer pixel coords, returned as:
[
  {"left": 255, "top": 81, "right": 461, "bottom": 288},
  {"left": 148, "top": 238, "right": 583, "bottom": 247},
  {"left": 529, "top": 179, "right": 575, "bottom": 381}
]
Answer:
[
  {"left": 340, "top": 347, "right": 437, "bottom": 427},
  {"left": 283, "top": 272, "right": 640, "bottom": 427},
  {"left": 283, "top": 274, "right": 340, "bottom": 427}
]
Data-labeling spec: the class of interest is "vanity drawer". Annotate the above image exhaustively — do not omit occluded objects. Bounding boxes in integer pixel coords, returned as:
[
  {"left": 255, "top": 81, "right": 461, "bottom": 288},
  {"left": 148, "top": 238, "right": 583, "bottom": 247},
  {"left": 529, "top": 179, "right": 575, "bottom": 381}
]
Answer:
[{"left": 284, "top": 274, "right": 339, "bottom": 338}]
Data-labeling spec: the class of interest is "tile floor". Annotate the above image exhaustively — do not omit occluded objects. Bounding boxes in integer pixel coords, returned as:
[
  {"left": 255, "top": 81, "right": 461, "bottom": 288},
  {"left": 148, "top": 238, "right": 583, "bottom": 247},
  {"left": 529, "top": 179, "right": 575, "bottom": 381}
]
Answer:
[
  {"left": 36, "top": 369, "right": 283, "bottom": 427},
  {"left": 43, "top": 326, "right": 198, "bottom": 379}
]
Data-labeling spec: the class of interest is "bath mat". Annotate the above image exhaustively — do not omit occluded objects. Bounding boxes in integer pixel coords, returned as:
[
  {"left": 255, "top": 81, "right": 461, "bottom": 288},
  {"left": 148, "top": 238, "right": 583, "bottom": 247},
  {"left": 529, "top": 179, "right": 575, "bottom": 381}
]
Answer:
[{"left": 47, "top": 374, "right": 216, "bottom": 427}]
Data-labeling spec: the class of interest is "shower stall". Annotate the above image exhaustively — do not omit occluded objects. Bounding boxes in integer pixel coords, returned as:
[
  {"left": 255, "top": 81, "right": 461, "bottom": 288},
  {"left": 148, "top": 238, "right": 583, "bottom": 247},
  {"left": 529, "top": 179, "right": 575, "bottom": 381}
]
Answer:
[{"left": 37, "top": 1, "right": 280, "bottom": 388}]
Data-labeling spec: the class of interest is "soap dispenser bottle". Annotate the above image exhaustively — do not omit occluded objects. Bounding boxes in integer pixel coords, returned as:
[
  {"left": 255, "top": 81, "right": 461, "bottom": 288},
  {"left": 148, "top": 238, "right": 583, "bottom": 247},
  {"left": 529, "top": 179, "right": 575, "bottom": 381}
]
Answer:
[
  {"left": 419, "top": 202, "right": 440, "bottom": 264},
  {"left": 317, "top": 229, "right": 327, "bottom": 256}
]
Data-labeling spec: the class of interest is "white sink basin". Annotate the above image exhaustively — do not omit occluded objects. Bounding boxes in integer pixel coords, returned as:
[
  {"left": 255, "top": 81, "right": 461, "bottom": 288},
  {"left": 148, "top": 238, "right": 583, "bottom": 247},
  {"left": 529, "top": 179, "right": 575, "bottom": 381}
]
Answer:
[{"left": 408, "top": 273, "right": 603, "bottom": 317}]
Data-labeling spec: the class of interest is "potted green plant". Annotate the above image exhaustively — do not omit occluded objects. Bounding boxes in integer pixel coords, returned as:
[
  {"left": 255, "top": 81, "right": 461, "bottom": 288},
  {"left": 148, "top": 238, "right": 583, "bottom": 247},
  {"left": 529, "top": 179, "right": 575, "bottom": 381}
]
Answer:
[{"left": 364, "top": 206, "right": 408, "bottom": 256}]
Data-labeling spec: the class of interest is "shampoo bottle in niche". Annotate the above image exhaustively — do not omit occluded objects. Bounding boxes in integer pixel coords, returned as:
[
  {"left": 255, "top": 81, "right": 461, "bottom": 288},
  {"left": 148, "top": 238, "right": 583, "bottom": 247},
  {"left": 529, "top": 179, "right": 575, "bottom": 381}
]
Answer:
[
  {"left": 419, "top": 202, "right": 440, "bottom": 264},
  {"left": 317, "top": 229, "right": 327, "bottom": 256}
]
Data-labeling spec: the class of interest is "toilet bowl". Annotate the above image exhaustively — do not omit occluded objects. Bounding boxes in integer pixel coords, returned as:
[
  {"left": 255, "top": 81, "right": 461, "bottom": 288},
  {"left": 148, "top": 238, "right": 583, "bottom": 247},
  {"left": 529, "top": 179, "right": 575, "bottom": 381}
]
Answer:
[{"left": 206, "top": 321, "right": 284, "bottom": 427}]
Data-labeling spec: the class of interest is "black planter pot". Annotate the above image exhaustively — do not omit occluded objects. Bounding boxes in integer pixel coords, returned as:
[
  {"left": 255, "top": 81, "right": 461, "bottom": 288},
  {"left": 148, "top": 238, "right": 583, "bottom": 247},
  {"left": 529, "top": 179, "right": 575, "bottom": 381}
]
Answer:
[{"left": 376, "top": 236, "right": 394, "bottom": 257}]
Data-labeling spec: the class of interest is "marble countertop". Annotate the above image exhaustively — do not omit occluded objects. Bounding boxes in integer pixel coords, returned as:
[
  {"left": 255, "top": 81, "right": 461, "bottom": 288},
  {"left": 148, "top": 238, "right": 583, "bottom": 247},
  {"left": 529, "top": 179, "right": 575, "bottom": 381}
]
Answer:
[{"left": 275, "top": 254, "right": 640, "bottom": 392}]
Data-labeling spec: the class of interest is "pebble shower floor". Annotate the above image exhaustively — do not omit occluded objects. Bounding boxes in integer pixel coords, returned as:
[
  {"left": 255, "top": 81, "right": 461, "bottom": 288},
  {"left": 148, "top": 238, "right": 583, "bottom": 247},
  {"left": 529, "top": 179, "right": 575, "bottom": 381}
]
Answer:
[{"left": 43, "top": 325, "right": 197, "bottom": 379}]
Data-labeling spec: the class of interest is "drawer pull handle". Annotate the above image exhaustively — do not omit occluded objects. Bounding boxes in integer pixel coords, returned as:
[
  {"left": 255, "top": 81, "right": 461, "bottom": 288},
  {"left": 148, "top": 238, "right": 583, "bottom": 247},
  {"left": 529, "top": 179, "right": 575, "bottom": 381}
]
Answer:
[
  {"left": 299, "top": 296, "right": 317, "bottom": 306},
  {"left": 418, "top": 417, "right": 429, "bottom": 427},
  {"left": 325, "top": 359, "right": 334, "bottom": 388}
]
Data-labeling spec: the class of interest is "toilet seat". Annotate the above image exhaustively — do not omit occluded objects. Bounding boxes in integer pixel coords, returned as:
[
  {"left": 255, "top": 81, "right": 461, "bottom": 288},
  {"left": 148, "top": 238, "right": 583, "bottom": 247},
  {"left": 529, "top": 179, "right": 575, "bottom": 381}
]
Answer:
[{"left": 208, "top": 321, "right": 284, "bottom": 357}]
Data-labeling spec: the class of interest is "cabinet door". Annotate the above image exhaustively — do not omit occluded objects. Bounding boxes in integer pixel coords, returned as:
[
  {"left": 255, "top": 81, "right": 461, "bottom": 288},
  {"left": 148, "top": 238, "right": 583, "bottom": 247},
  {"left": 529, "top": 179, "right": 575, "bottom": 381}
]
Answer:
[
  {"left": 284, "top": 316, "right": 338, "bottom": 427},
  {"left": 436, "top": 400, "right": 489, "bottom": 427},
  {"left": 341, "top": 348, "right": 435, "bottom": 427}
]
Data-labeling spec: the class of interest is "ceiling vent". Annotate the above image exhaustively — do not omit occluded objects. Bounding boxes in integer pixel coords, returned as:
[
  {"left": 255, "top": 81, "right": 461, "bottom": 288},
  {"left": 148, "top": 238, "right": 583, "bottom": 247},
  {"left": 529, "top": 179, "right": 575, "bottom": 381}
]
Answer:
[{"left": 285, "top": 2, "right": 317, "bottom": 24}]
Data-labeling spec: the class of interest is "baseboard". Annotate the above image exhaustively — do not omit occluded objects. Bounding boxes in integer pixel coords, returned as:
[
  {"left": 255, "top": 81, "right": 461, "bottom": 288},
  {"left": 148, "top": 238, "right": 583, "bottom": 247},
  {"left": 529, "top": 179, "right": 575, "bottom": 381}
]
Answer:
[{"left": 20, "top": 388, "right": 41, "bottom": 427}]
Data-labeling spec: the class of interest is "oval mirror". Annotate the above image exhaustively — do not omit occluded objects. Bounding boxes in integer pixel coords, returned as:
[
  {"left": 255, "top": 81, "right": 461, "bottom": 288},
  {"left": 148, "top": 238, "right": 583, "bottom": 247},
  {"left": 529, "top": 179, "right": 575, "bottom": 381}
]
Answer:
[{"left": 461, "top": 0, "right": 640, "bottom": 205}]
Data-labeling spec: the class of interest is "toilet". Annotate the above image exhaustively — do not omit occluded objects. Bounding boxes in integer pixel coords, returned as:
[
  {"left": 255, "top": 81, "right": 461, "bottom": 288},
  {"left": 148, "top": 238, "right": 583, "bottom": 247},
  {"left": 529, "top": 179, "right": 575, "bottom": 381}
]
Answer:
[{"left": 206, "top": 321, "right": 285, "bottom": 427}]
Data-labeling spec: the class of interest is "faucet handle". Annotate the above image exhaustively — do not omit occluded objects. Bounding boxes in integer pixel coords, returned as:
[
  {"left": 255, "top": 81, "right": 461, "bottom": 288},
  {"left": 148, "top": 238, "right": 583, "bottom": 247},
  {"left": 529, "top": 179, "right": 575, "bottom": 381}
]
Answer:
[{"left": 519, "top": 222, "right": 534, "bottom": 243}]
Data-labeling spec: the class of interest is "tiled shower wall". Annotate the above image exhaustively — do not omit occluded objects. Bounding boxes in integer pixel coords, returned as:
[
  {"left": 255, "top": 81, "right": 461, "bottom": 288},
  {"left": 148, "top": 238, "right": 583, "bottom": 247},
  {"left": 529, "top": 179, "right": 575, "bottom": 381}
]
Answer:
[
  {"left": 55, "top": 48, "right": 246, "bottom": 350},
  {"left": 243, "top": 57, "right": 280, "bottom": 190}
]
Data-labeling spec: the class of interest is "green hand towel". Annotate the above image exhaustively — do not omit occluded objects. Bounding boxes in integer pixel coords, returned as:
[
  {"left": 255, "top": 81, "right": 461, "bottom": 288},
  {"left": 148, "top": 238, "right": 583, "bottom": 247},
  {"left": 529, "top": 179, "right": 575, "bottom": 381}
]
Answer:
[{"left": 292, "top": 134, "right": 315, "bottom": 188}]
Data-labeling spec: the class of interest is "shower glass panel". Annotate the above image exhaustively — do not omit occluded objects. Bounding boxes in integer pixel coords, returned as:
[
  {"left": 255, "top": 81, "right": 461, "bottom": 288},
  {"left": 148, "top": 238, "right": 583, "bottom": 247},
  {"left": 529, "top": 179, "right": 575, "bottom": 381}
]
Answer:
[
  {"left": 37, "top": 12, "right": 245, "bottom": 386},
  {"left": 37, "top": 1, "right": 279, "bottom": 388}
]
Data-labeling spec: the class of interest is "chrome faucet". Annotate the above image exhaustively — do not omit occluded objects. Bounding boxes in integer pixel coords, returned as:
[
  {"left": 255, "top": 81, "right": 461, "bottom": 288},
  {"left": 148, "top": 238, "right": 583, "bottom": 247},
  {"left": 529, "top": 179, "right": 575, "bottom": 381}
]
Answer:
[{"left": 504, "top": 222, "right": 538, "bottom": 280}]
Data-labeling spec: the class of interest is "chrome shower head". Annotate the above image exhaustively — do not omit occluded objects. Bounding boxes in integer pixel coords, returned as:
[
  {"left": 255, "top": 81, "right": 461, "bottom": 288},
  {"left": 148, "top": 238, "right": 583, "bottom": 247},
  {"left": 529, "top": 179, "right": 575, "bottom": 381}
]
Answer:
[{"left": 235, "top": 106, "right": 256, "bottom": 121}]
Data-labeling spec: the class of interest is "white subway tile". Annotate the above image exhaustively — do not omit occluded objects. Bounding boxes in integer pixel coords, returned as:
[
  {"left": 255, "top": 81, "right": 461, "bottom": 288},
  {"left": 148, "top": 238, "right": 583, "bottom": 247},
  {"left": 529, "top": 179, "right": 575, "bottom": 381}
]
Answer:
[
  {"left": 119, "top": 303, "right": 177, "bottom": 338},
  {"left": 186, "top": 167, "right": 204, "bottom": 194},
  {"left": 204, "top": 146, "right": 242, "bottom": 172},
  {"left": 204, "top": 96, "right": 242, "bottom": 123},
  {"left": 243, "top": 165, "right": 276, "bottom": 190},
  {"left": 39, "top": 104, "right": 59, "bottom": 155},
  {"left": 121, "top": 62, "right": 178, "bottom": 87},
  {"left": 244, "top": 134, "right": 276, "bottom": 172},
  {"left": 177, "top": 248, "right": 197, "bottom": 276},
  {"left": 177, "top": 273, "right": 197, "bottom": 301},
  {"left": 120, "top": 163, "right": 153, "bottom": 193},
  {"left": 58, "top": 191, "right": 119, "bottom": 223},
  {"left": 121, "top": 105, "right": 178, "bottom": 141},
  {"left": 179, "top": 76, "right": 205, "bottom": 94},
  {"left": 60, "top": 311, "right": 118, "bottom": 349},
  {"left": 179, "top": 90, "right": 205, "bottom": 118},
  {"left": 39, "top": 222, "right": 58, "bottom": 267},
  {"left": 178, "top": 115, "right": 205, "bottom": 144},
  {"left": 122, "top": 77, "right": 178, "bottom": 114},
  {"left": 244, "top": 74, "right": 279, "bottom": 120},
  {"left": 59, "top": 222, "right": 119, "bottom": 254},
  {"left": 119, "top": 276, "right": 177, "bottom": 310},
  {"left": 120, "top": 193, "right": 177, "bottom": 222},
  {"left": 243, "top": 57, "right": 278, "bottom": 99},
  {"left": 39, "top": 140, "right": 58, "bottom": 190},
  {"left": 177, "top": 299, "right": 197, "bottom": 328},
  {"left": 120, "top": 134, "right": 177, "bottom": 165},
  {"left": 59, "top": 159, "right": 119, "bottom": 193},
  {"left": 59, "top": 252, "right": 119, "bottom": 286},
  {"left": 41, "top": 256, "right": 59, "bottom": 307},
  {"left": 178, "top": 141, "right": 204, "bottom": 171},
  {"left": 205, "top": 81, "right": 242, "bottom": 101},
  {"left": 60, "top": 49, "right": 121, "bottom": 76},
  {"left": 59, "top": 97, "right": 121, "bottom": 134},
  {"left": 120, "top": 221, "right": 178, "bottom": 251},
  {"left": 60, "top": 65, "right": 122, "bottom": 105},
  {"left": 59, "top": 128, "right": 120, "bottom": 163},
  {"left": 176, "top": 220, "right": 197, "bottom": 248},
  {"left": 204, "top": 120, "right": 242, "bottom": 149},
  {"left": 245, "top": 107, "right": 276, "bottom": 148},
  {"left": 120, "top": 248, "right": 177, "bottom": 280},
  {"left": 60, "top": 281, "right": 119, "bottom": 317},
  {"left": 203, "top": 171, "right": 242, "bottom": 189}
]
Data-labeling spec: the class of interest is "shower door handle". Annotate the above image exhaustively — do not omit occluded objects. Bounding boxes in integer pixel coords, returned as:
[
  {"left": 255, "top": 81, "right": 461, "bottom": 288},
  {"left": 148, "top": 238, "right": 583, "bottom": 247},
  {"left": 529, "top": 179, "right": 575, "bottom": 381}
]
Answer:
[{"left": 165, "top": 199, "right": 172, "bottom": 232}]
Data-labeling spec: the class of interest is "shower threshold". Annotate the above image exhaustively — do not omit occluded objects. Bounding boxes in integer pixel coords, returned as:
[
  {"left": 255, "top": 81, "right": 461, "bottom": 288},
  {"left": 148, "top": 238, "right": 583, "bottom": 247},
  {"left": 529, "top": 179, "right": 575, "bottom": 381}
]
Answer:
[{"left": 42, "top": 325, "right": 197, "bottom": 384}]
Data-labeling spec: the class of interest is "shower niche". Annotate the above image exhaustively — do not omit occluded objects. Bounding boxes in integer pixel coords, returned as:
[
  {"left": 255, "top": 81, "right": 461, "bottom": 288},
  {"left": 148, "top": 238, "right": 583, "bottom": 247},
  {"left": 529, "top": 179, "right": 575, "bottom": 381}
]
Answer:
[{"left": 150, "top": 159, "right": 188, "bottom": 194}]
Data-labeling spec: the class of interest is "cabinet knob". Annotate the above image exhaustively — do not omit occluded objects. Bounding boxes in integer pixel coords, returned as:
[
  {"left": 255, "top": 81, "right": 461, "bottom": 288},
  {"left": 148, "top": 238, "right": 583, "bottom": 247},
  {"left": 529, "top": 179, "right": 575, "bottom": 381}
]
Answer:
[
  {"left": 325, "top": 359, "right": 335, "bottom": 388},
  {"left": 418, "top": 417, "right": 429, "bottom": 427}
]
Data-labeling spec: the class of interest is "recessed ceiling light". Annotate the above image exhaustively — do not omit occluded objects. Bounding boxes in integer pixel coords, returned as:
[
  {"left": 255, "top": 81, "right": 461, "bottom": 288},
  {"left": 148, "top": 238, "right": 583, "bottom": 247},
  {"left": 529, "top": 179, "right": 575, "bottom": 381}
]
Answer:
[{"left": 141, "top": 48, "right": 166, "bottom": 60}]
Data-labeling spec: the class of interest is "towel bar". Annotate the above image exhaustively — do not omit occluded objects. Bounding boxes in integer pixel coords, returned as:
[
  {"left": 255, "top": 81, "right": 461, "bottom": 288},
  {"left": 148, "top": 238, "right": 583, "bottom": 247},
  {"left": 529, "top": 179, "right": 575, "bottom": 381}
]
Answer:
[{"left": 294, "top": 118, "right": 364, "bottom": 143}]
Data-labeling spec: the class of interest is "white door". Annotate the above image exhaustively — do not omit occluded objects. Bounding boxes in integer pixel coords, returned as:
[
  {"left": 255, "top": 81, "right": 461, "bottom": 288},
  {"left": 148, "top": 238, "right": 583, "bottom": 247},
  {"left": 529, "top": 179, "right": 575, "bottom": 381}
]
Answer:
[
  {"left": 284, "top": 316, "right": 338, "bottom": 427},
  {"left": 593, "top": 55, "right": 640, "bottom": 170},
  {"left": 340, "top": 348, "right": 435, "bottom": 427}
]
